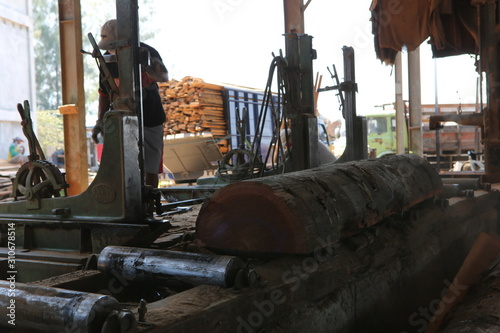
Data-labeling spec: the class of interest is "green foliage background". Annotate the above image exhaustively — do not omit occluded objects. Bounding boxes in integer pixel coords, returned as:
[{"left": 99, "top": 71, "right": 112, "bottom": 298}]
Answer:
[{"left": 36, "top": 110, "right": 64, "bottom": 157}]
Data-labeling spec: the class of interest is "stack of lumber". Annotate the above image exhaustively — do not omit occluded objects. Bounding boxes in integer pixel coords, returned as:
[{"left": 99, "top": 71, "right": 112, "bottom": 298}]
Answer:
[
  {"left": 0, "top": 177, "right": 12, "bottom": 201},
  {"left": 0, "top": 161, "right": 16, "bottom": 201},
  {"left": 159, "top": 77, "right": 228, "bottom": 153}
]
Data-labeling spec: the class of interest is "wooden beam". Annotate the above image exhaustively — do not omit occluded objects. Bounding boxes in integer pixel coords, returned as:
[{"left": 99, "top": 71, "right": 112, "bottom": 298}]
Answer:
[{"left": 58, "top": 0, "right": 88, "bottom": 195}]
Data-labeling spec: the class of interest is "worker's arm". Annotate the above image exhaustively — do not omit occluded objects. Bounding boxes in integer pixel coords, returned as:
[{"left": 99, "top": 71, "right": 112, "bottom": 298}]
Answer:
[
  {"left": 97, "top": 93, "right": 111, "bottom": 120},
  {"left": 92, "top": 92, "right": 111, "bottom": 144}
]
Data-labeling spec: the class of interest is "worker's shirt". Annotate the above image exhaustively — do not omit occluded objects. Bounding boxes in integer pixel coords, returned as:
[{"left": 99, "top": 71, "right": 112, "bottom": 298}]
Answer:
[
  {"left": 8, "top": 144, "right": 22, "bottom": 159},
  {"left": 98, "top": 42, "right": 167, "bottom": 127}
]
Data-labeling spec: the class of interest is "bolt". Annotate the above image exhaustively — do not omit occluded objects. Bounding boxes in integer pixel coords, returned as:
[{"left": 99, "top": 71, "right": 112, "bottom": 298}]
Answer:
[
  {"left": 138, "top": 299, "right": 147, "bottom": 322},
  {"left": 247, "top": 269, "right": 259, "bottom": 287}
]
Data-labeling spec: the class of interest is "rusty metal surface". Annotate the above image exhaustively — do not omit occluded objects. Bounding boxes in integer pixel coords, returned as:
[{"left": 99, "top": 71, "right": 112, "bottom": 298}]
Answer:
[{"left": 196, "top": 154, "right": 444, "bottom": 254}]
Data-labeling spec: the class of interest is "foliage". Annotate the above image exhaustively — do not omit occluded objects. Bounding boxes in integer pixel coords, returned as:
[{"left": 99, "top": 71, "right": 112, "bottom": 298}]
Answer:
[
  {"left": 33, "top": 0, "right": 61, "bottom": 110},
  {"left": 36, "top": 110, "right": 64, "bottom": 157}
]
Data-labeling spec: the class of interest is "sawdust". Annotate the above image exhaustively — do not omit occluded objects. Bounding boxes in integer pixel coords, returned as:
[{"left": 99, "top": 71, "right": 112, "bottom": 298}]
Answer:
[{"left": 28, "top": 269, "right": 102, "bottom": 287}]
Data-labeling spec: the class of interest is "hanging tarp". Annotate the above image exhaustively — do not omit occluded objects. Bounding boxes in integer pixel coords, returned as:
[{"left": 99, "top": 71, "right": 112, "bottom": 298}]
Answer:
[
  {"left": 371, "top": 0, "right": 479, "bottom": 63},
  {"left": 371, "top": 0, "right": 431, "bottom": 63}
]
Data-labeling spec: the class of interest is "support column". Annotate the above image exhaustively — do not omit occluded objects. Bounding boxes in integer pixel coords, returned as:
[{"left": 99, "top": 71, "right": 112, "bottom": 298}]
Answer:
[
  {"left": 483, "top": 1, "right": 500, "bottom": 183},
  {"left": 394, "top": 52, "right": 405, "bottom": 154},
  {"left": 408, "top": 47, "right": 423, "bottom": 156},
  {"left": 283, "top": 0, "right": 318, "bottom": 170},
  {"left": 58, "top": 0, "right": 88, "bottom": 195}
]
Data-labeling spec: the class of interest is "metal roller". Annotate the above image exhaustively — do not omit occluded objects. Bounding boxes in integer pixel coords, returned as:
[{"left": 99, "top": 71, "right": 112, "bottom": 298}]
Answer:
[
  {"left": 0, "top": 281, "right": 134, "bottom": 332},
  {"left": 97, "top": 246, "right": 247, "bottom": 288}
]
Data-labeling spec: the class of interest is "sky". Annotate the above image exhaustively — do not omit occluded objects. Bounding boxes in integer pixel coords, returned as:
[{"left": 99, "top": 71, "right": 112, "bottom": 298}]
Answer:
[{"left": 138, "top": 1, "right": 480, "bottom": 121}]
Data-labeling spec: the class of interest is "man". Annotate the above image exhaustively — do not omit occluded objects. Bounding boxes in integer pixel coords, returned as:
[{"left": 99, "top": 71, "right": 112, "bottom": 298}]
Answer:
[
  {"left": 92, "top": 19, "right": 168, "bottom": 188},
  {"left": 8, "top": 137, "right": 28, "bottom": 165}
]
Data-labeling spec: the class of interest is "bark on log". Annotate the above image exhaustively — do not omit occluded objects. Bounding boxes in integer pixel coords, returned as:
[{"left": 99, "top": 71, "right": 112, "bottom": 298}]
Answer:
[{"left": 196, "top": 154, "right": 444, "bottom": 254}]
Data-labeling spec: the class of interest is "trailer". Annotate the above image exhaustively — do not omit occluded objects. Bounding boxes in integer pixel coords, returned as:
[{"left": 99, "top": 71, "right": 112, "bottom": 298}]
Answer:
[{"left": 160, "top": 79, "right": 279, "bottom": 183}]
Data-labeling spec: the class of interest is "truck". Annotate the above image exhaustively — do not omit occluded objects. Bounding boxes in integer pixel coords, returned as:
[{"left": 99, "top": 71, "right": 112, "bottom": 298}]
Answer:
[{"left": 364, "top": 103, "right": 482, "bottom": 170}]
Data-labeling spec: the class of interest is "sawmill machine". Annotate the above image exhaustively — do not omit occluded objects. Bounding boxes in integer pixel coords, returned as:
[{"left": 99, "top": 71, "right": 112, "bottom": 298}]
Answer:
[{"left": 0, "top": 1, "right": 496, "bottom": 332}]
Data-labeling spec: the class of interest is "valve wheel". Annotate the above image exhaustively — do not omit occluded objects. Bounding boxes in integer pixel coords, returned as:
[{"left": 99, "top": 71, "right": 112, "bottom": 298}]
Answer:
[
  {"left": 217, "top": 149, "right": 262, "bottom": 182},
  {"left": 13, "top": 160, "right": 67, "bottom": 200}
]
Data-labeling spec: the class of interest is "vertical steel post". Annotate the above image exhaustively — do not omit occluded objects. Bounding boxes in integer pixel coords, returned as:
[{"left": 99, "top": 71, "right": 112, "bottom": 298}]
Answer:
[
  {"left": 408, "top": 47, "right": 423, "bottom": 156},
  {"left": 342, "top": 46, "right": 366, "bottom": 161},
  {"left": 394, "top": 52, "right": 405, "bottom": 155},
  {"left": 300, "top": 35, "right": 319, "bottom": 169},
  {"left": 58, "top": 0, "right": 88, "bottom": 195},
  {"left": 483, "top": 1, "right": 500, "bottom": 183},
  {"left": 283, "top": 0, "right": 318, "bottom": 170},
  {"left": 115, "top": 0, "right": 145, "bottom": 218},
  {"left": 434, "top": 58, "right": 441, "bottom": 170}
]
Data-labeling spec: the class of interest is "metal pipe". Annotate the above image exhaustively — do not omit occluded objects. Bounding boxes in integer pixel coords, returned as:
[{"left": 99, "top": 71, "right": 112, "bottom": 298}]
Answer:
[
  {"left": 395, "top": 52, "right": 405, "bottom": 154},
  {"left": 0, "top": 281, "right": 126, "bottom": 332},
  {"left": 97, "top": 246, "right": 246, "bottom": 288},
  {"left": 408, "top": 47, "right": 423, "bottom": 156}
]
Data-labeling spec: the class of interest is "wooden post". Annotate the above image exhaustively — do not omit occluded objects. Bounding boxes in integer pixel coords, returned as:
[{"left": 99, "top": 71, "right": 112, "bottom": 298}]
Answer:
[
  {"left": 283, "top": 0, "right": 304, "bottom": 34},
  {"left": 58, "top": 0, "right": 88, "bottom": 195}
]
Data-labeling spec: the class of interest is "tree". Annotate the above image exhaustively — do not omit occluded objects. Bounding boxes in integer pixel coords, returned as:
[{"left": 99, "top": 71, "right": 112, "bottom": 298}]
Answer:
[
  {"left": 36, "top": 110, "right": 64, "bottom": 158},
  {"left": 33, "top": 0, "right": 61, "bottom": 111}
]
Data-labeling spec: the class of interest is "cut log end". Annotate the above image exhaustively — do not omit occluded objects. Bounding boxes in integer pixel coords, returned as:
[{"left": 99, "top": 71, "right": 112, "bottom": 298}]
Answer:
[{"left": 196, "top": 182, "right": 306, "bottom": 254}]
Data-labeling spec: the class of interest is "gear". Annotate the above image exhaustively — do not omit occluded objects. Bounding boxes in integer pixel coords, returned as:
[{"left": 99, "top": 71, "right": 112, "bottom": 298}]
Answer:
[{"left": 12, "top": 160, "right": 68, "bottom": 200}]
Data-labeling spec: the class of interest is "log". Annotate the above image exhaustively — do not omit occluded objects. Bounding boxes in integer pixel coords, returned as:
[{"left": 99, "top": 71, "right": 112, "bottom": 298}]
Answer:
[{"left": 196, "top": 154, "right": 444, "bottom": 254}]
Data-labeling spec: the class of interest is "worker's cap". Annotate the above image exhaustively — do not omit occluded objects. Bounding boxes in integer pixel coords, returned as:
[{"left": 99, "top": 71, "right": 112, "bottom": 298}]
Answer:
[
  {"left": 13, "top": 137, "right": 24, "bottom": 142},
  {"left": 98, "top": 19, "right": 117, "bottom": 50}
]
